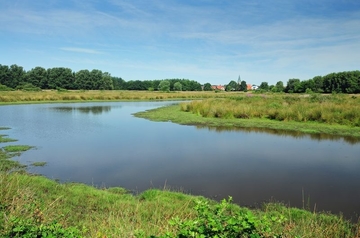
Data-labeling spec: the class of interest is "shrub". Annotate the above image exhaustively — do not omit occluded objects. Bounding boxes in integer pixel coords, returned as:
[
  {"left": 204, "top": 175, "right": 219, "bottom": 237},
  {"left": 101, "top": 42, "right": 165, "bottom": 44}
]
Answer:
[
  {"left": 149, "top": 197, "right": 281, "bottom": 238},
  {"left": 0, "top": 84, "right": 13, "bottom": 91},
  {"left": 3, "top": 217, "right": 82, "bottom": 238}
]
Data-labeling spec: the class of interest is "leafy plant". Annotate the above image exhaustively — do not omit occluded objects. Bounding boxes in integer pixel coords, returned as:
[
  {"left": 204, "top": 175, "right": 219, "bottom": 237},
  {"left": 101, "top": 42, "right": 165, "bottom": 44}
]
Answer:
[
  {"left": 4, "top": 217, "right": 83, "bottom": 238},
  {"left": 149, "top": 197, "right": 281, "bottom": 238}
]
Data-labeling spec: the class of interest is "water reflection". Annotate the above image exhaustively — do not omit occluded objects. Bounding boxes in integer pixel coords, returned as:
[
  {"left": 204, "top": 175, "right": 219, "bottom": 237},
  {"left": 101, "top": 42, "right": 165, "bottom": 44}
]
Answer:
[
  {"left": 52, "top": 106, "right": 113, "bottom": 115},
  {"left": 196, "top": 125, "right": 360, "bottom": 145}
]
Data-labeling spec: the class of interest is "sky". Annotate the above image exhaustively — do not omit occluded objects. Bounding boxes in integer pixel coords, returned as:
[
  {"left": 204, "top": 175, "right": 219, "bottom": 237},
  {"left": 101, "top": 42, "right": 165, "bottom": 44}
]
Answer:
[{"left": 1, "top": 0, "right": 360, "bottom": 86}]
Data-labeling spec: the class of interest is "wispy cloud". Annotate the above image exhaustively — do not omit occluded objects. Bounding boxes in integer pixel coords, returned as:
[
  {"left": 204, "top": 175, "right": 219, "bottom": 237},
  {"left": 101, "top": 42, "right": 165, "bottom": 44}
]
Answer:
[
  {"left": 1, "top": 0, "right": 359, "bottom": 85},
  {"left": 60, "top": 47, "right": 103, "bottom": 54}
]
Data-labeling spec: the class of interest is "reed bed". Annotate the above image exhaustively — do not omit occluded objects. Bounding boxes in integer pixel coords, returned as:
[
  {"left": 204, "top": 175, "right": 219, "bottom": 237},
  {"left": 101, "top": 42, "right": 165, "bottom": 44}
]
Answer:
[{"left": 181, "top": 94, "right": 360, "bottom": 127}]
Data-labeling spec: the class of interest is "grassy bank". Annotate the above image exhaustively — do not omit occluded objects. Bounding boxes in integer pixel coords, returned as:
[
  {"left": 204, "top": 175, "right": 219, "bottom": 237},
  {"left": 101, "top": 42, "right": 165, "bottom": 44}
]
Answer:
[
  {"left": 0, "top": 90, "right": 228, "bottom": 104},
  {"left": 1, "top": 129, "right": 360, "bottom": 237},
  {"left": 134, "top": 94, "right": 360, "bottom": 139}
]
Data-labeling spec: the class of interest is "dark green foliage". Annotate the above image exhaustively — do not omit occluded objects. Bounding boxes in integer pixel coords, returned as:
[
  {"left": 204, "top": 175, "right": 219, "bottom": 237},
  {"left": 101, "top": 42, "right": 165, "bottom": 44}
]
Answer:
[
  {"left": 25, "top": 67, "right": 48, "bottom": 88},
  {"left": 4, "top": 217, "right": 82, "bottom": 238},
  {"left": 258, "top": 82, "right": 269, "bottom": 91},
  {"left": 151, "top": 197, "right": 280, "bottom": 238},
  {"left": 271, "top": 81, "right": 284, "bottom": 93},
  {"left": 285, "top": 78, "right": 301, "bottom": 93},
  {"left": 0, "top": 83, "right": 12, "bottom": 91},
  {"left": 47, "top": 67, "right": 75, "bottom": 90},
  {"left": 16, "top": 83, "right": 42, "bottom": 91},
  {"left": 112, "top": 76, "right": 126, "bottom": 90},
  {"left": 173, "top": 82, "right": 182, "bottom": 91},
  {"left": 158, "top": 80, "right": 171, "bottom": 92},
  {"left": 203, "top": 83, "right": 213, "bottom": 91},
  {"left": 226, "top": 80, "right": 238, "bottom": 91},
  {"left": 240, "top": 80, "right": 248, "bottom": 92},
  {"left": 0, "top": 64, "right": 358, "bottom": 93}
]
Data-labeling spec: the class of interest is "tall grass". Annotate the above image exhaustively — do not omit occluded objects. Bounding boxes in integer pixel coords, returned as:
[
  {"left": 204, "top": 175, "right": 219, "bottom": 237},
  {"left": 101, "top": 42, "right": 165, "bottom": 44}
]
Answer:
[
  {"left": 0, "top": 90, "right": 229, "bottom": 103},
  {"left": 181, "top": 94, "right": 360, "bottom": 127}
]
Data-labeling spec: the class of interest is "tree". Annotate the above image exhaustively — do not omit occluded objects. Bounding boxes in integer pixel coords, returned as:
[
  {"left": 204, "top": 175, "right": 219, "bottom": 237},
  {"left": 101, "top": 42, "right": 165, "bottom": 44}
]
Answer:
[
  {"left": 299, "top": 79, "right": 315, "bottom": 93},
  {"left": 273, "top": 81, "right": 284, "bottom": 92},
  {"left": 225, "top": 80, "right": 238, "bottom": 91},
  {"left": 126, "top": 80, "right": 146, "bottom": 90},
  {"left": 75, "top": 69, "right": 91, "bottom": 89},
  {"left": 173, "top": 82, "right": 182, "bottom": 91},
  {"left": 240, "top": 80, "right": 247, "bottom": 91},
  {"left": 26, "top": 67, "right": 47, "bottom": 88},
  {"left": 203, "top": 83, "right": 212, "bottom": 91},
  {"left": 90, "top": 69, "right": 103, "bottom": 90},
  {"left": 187, "top": 80, "right": 202, "bottom": 91},
  {"left": 47, "top": 67, "right": 74, "bottom": 89},
  {"left": 285, "top": 78, "right": 301, "bottom": 93},
  {"left": 99, "top": 72, "right": 114, "bottom": 90},
  {"left": 312, "top": 76, "right": 324, "bottom": 93},
  {"left": 258, "top": 82, "right": 269, "bottom": 91},
  {"left": 158, "top": 80, "right": 170, "bottom": 92},
  {"left": 0, "top": 64, "right": 11, "bottom": 88},
  {"left": 8, "top": 64, "right": 26, "bottom": 89},
  {"left": 112, "top": 77, "right": 126, "bottom": 90}
]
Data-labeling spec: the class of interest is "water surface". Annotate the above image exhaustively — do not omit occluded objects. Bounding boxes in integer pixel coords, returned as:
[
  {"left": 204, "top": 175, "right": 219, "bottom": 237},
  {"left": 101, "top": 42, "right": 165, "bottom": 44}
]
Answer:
[{"left": 1, "top": 102, "right": 359, "bottom": 220}]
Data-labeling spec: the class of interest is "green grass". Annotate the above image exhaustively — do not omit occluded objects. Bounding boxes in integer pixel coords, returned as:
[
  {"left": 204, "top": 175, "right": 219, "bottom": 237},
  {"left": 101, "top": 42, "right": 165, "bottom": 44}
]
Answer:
[
  {"left": 134, "top": 97, "right": 360, "bottom": 139},
  {"left": 30, "top": 161, "right": 47, "bottom": 167},
  {"left": 0, "top": 90, "right": 229, "bottom": 104},
  {"left": 1, "top": 171, "right": 359, "bottom": 237},
  {"left": 0, "top": 134, "right": 18, "bottom": 143},
  {"left": 3, "top": 145, "right": 34, "bottom": 152}
]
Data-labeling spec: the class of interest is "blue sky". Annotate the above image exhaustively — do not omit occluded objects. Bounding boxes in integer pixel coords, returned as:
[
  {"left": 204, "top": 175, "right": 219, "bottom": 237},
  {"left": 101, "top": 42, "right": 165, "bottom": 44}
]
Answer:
[{"left": 1, "top": 0, "right": 359, "bottom": 85}]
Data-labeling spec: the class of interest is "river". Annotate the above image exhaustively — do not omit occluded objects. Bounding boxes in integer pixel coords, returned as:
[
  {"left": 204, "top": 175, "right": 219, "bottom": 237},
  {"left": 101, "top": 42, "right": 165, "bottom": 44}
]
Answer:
[{"left": 1, "top": 101, "right": 359, "bottom": 220}]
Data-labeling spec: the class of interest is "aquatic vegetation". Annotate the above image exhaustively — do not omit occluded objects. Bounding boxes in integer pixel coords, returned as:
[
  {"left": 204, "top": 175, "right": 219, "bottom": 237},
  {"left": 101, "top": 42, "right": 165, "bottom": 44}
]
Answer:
[{"left": 181, "top": 94, "right": 360, "bottom": 127}]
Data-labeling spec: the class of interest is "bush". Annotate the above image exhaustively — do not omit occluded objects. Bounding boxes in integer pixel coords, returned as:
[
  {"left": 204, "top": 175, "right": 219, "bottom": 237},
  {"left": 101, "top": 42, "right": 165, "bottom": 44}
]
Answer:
[
  {"left": 149, "top": 197, "right": 281, "bottom": 238},
  {"left": 16, "top": 83, "right": 41, "bottom": 91},
  {"left": 0, "top": 83, "right": 13, "bottom": 91},
  {"left": 3, "top": 217, "right": 82, "bottom": 238}
]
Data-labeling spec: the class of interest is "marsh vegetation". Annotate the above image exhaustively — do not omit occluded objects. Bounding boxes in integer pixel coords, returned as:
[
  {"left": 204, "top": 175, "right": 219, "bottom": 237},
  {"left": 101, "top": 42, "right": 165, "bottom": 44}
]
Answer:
[{"left": 181, "top": 94, "right": 360, "bottom": 126}]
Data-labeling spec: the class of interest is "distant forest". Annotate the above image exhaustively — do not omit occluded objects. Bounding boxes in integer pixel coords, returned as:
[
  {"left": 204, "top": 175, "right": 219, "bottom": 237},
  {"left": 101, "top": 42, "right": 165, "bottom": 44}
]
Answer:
[
  {"left": 0, "top": 64, "right": 359, "bottom": 93},
  {"left": 0, "top": 64, "right": 202, "bottom": 91}
]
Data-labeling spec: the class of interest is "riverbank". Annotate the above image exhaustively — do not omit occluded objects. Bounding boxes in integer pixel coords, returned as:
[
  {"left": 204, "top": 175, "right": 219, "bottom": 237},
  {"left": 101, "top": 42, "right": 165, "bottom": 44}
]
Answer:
[
  {"left": 0, "top": 90, "right": 228, "bottom": 104},
  {"left": 134, "top": 97, "right": 360, "bottom": 139},
  {"left": 1, "top": 129, "right": 360, "bottom": 237}
]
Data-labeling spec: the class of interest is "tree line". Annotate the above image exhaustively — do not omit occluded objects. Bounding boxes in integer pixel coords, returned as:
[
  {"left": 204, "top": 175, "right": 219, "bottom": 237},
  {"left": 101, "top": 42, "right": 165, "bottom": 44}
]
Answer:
[
  {"left": 254, "top": 70, "right": 360, "bottom": 94},
  {"left": 1, "top": 64, "right": 359, "bottom": 93},
  {"left": 0, "top": 64, "right": 203, "bottom": 91}
]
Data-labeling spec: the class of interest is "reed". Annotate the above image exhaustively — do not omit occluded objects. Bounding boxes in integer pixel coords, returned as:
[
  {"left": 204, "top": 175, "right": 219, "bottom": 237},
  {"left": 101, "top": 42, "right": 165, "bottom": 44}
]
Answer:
[{"left": 181, "top": 94, "right": 360, "bottom": 127}]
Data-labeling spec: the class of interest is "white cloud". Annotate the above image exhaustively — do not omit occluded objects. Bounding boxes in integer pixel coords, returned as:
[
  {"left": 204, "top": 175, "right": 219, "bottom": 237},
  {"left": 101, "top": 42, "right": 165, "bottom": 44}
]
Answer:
[{"left": 60, "top": 47, "right": 103, "bottom": 54}]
